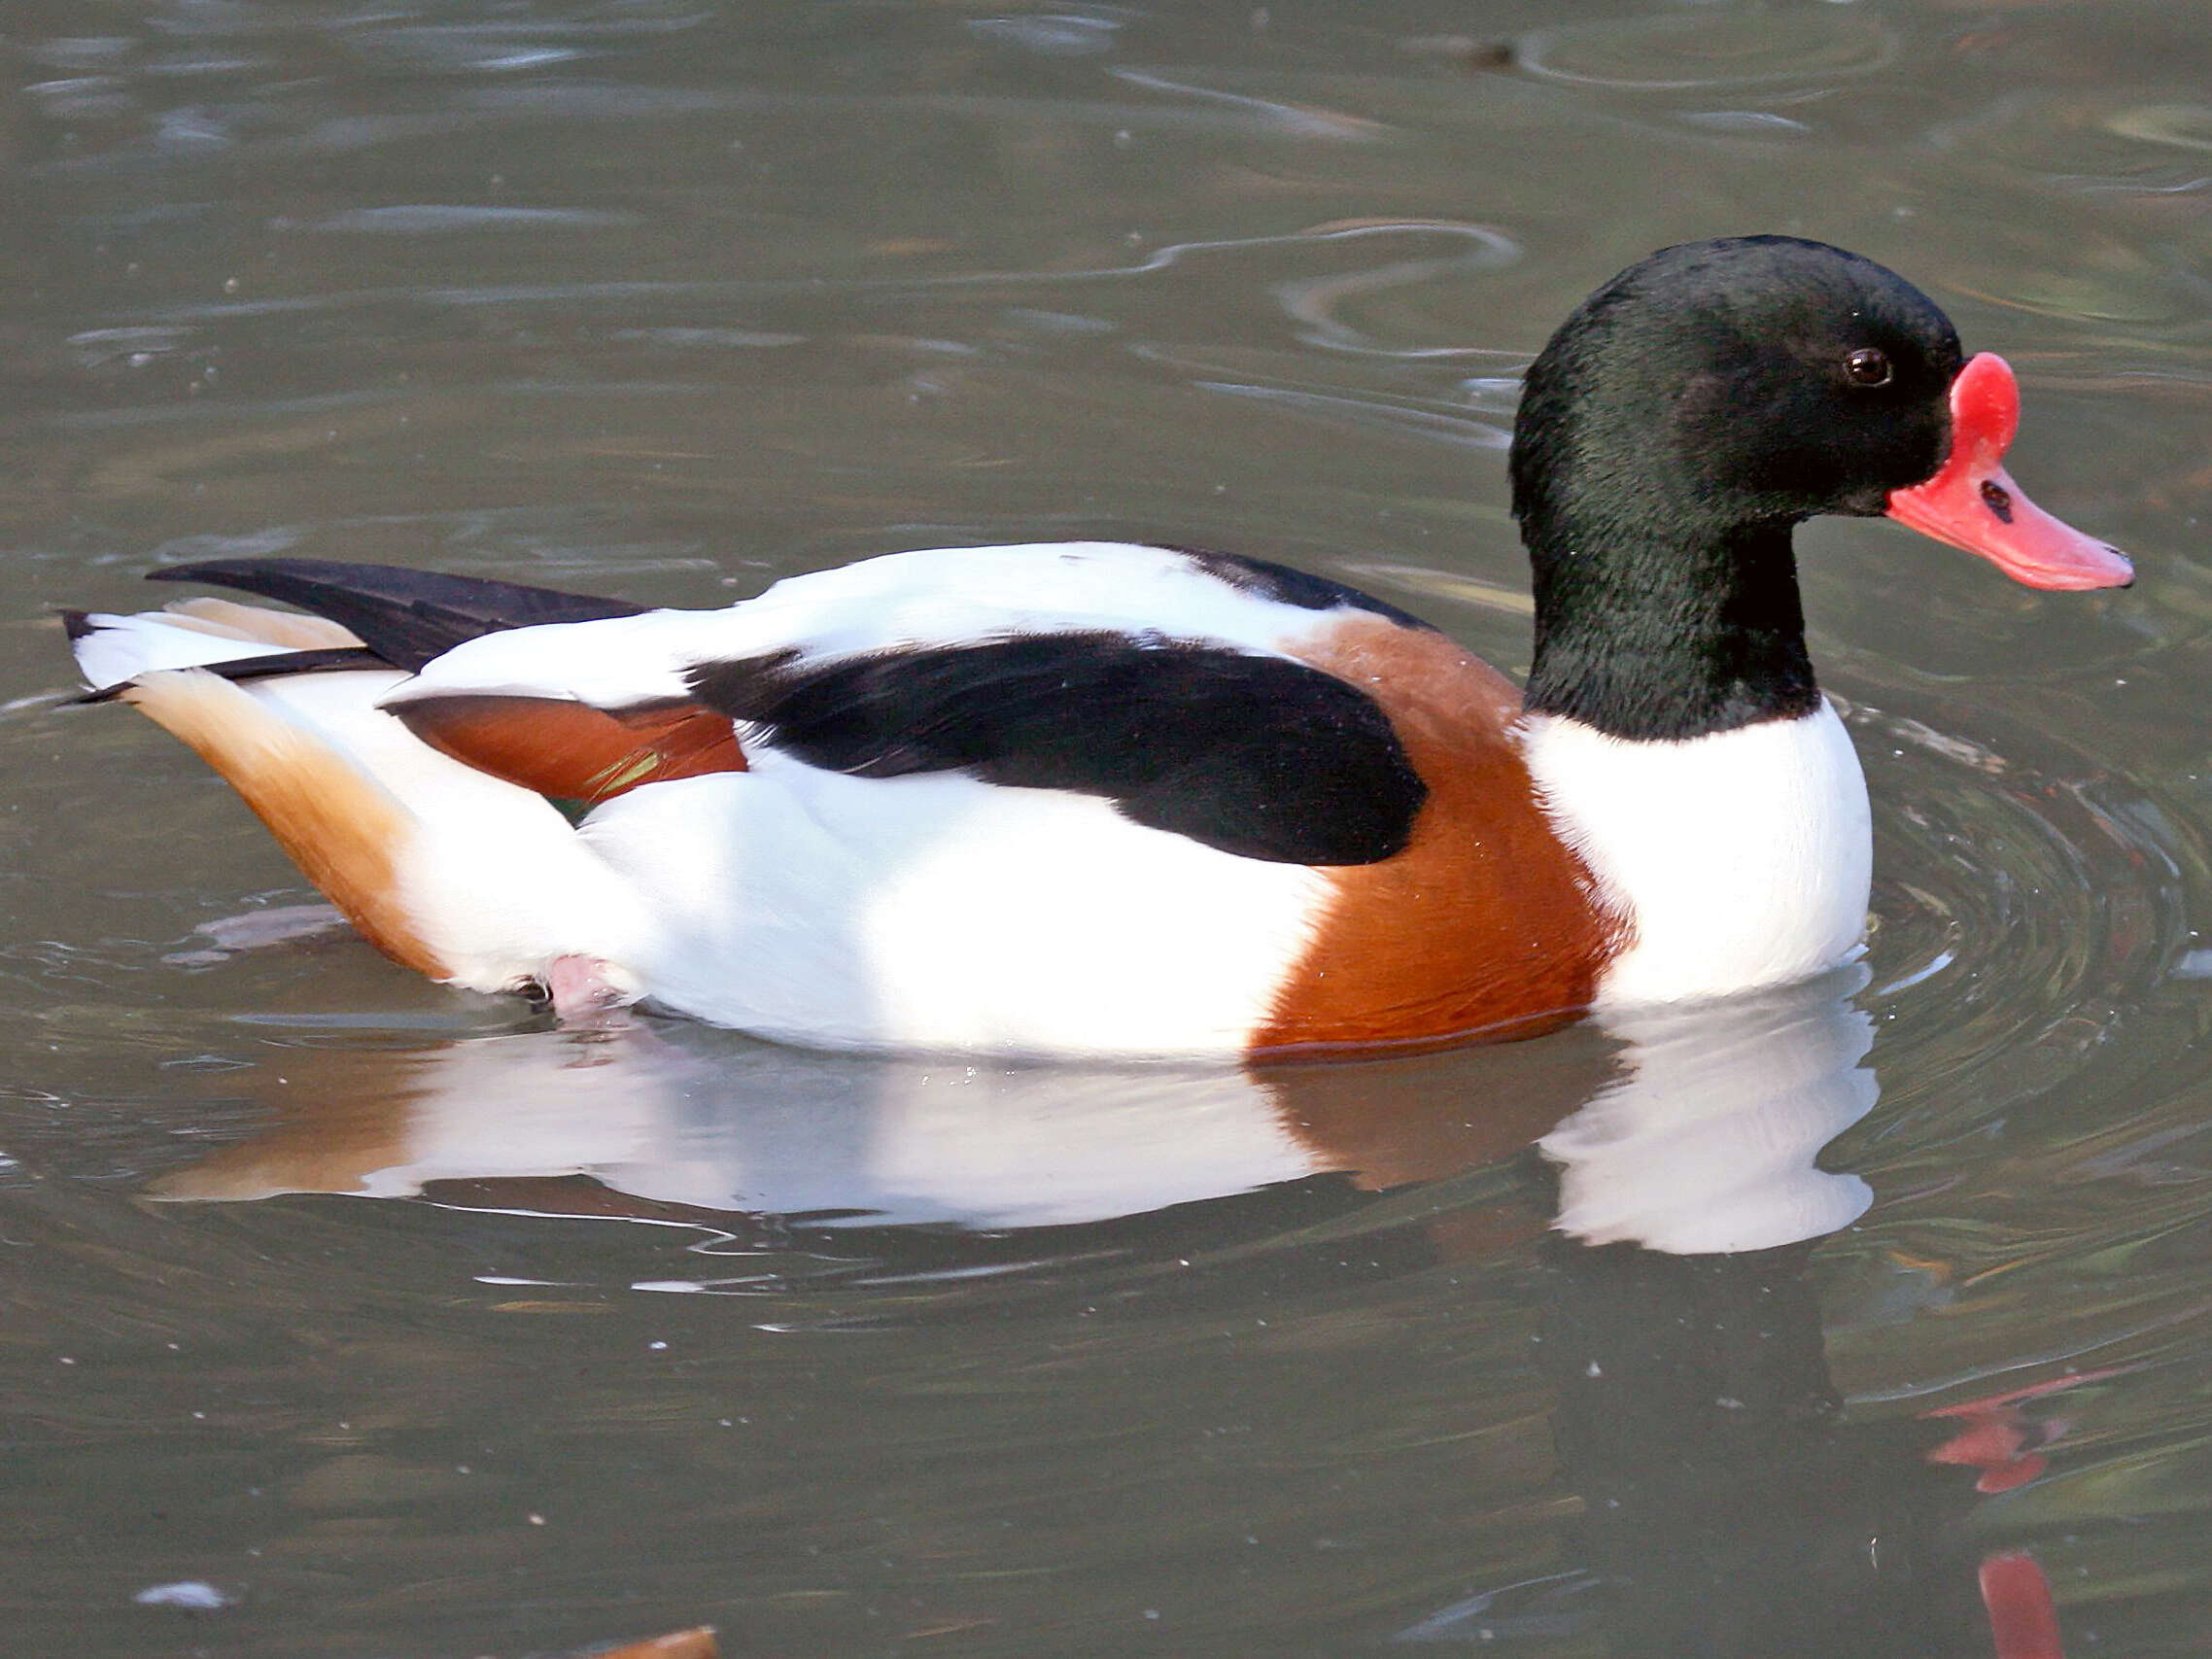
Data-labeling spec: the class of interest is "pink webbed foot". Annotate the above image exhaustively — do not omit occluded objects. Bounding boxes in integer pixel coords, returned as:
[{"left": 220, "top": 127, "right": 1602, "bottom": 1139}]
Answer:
[{"left": 541, "top": 954, "right": 638, "bottom": 1032}]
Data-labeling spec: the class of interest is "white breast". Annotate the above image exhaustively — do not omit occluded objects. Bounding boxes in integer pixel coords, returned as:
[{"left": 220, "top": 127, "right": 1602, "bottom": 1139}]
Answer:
[{"left": 1518, "top": 701, "right": 1871, "bottom": 1007}]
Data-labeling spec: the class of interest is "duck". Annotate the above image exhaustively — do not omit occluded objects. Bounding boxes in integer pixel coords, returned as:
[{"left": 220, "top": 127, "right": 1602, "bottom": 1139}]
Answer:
[{"left": 63, "top": 236, "right": 2132, "bottom": 1058}]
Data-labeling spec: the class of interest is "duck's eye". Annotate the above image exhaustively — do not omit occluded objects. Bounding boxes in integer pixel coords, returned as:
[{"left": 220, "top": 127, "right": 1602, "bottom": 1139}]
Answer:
[{"left": 1844, "top": 346, "right": 1893, "bottom": 387}]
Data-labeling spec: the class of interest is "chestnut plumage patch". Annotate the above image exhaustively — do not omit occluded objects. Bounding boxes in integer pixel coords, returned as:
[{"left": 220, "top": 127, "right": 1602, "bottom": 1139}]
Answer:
[
  {"left": 392, "top": 694, "right": 744, "bottom": 804},
  {"left": 688, "top": 633, "right": 1427, "bottom": 866}
]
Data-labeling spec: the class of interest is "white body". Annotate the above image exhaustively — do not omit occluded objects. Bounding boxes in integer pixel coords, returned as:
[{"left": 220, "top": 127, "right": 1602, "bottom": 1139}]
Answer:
[
  {"left": 80, "top": 543, "right": 1877, "bottom": 1054},
  {"left": 1519, "top": 702, "right": 1872, "bottom": 1010},
  {"left": 575, "top": 759, "right": 1329, "bottom": 1054},
  {"left": 80, "top": 543, "right": 1353, "bottom": 1057},
  {"left": 504, "top": 542, "right": 1357, "bottom": 1054}
]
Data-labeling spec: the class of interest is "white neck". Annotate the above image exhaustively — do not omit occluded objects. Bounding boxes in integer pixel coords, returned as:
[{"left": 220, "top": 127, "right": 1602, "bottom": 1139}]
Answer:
[{"left": 1519, "top": 700, "right": 1871, "bottom": 1007}]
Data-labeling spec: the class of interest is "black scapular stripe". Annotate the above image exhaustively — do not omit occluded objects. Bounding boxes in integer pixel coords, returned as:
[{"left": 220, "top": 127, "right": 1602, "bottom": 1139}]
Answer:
[
  {"left": 689, "top": 633, "right": 1428, "bottom": 865},
  {"left": 1159, "top": 546, "right": 1436, "bottom": 631},
  {"left": 146, "top": 559, "right": 645, "bottom": 672}
]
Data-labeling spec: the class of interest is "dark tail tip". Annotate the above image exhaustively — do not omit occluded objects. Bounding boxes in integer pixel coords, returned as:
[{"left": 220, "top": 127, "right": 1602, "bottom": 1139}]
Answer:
[
  {"left": 139, "top": 557, "right": 647, "bottom": 673},
  {"left": 147, "top": 559, "right": 276, "bottom": 588}
]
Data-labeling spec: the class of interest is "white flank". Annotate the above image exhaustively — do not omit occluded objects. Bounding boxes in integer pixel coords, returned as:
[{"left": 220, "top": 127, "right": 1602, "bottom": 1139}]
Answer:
[
  {"left": 1519, "top": 701, "right": 1871, "bottom": 1007},
  {"left": 579, "top": 756, "right": 1331, "bottom": 1057}
]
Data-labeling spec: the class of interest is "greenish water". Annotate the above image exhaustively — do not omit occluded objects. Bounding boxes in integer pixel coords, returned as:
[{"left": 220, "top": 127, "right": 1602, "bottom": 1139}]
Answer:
[{"left": 5, "top": 2, "right": 2212, "bottom": 1654}]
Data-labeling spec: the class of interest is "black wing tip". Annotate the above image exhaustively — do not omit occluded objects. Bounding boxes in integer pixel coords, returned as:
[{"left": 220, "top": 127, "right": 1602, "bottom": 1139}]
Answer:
[
  {"left": 147, "top": 557, "right": 259, "bottom": 586},
  {"left": 146, "top": 561, "right": 214, "bottom": 586},
  {"left": 148, "top": 556, "right": 381, "bottom": 587},
  {"left": 144, "top": 557, "right": 651, "bottom": 617},
  {"left": 134, "top": 558, "right": 649, "bottom": 674}
]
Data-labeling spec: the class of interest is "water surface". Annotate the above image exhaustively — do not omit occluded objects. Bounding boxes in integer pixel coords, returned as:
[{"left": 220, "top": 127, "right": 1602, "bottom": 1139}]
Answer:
[{"left": 6, "top": 2, "right": 2212, "bottom": 1654}]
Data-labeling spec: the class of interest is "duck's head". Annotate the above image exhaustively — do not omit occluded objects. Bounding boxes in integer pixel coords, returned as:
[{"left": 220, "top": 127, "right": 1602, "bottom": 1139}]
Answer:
[{"left": 1511, "top": 236, "right": 2130, "bottom": 740}]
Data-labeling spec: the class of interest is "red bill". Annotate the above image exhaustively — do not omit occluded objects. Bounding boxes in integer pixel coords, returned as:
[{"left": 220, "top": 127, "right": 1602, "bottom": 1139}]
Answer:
[{"left": 1886, "top": 352, "right": 2133, "bottom": 591}]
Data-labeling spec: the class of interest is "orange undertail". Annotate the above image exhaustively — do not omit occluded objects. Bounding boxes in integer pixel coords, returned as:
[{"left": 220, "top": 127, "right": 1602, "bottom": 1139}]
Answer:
[{"left": 121, "top": 669, "right": 449, "bottom": 979}]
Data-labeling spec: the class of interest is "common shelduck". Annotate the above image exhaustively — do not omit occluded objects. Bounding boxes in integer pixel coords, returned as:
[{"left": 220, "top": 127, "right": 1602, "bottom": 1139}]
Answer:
[{"left": 63, "top": 237, "right": 2133, "bottom": 1057}]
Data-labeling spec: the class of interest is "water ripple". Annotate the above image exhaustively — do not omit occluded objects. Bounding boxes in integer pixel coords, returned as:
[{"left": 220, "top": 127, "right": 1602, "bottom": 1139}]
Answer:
[{"left": 1517, "top": 9, "right": 1898, "bottom": 91}]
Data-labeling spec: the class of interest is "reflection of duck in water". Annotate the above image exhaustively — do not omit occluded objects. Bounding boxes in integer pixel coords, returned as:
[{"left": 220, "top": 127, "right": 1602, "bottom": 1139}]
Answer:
[
  {"left": 1406, "top": 972, "right": 2100, "bottom": 1659},
  {"left": 146, "top": 1005, "right": 1613, "bottom": 1228},
  {"left": 67, "top": 239, "right": 2126, "bottom": 1056},
  {"left": 154, "top": 974, "right": 2098, "bottom": 1654}
]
